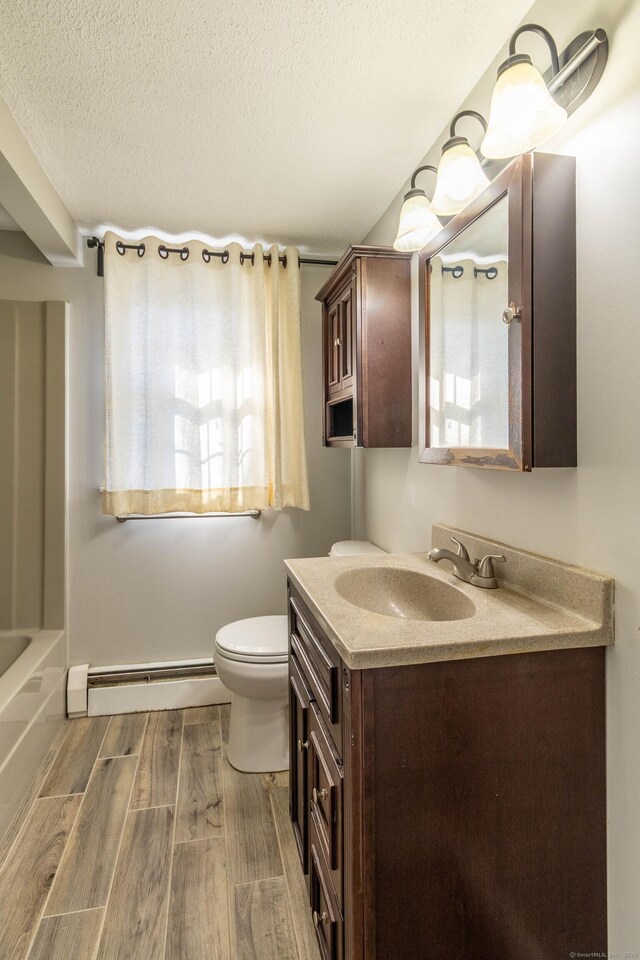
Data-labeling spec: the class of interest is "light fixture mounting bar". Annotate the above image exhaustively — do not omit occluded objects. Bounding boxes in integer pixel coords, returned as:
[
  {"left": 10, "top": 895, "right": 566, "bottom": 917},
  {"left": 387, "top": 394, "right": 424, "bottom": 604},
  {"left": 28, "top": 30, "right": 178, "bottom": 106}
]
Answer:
[{"left": 547, "top": 28, "right": 608, "bottom": 109}]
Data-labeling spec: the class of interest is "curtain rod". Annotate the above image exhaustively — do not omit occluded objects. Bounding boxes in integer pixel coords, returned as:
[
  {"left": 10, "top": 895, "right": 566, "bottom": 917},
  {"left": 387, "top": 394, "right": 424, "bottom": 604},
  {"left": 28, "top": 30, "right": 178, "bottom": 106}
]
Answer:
[{"left": 86, "top": 236, "right": 338, "bottom": 278}]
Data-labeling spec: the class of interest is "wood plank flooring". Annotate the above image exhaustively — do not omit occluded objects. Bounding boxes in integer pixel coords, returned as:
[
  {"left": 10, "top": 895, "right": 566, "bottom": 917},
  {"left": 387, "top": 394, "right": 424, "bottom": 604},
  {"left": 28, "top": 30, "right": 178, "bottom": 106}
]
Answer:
[{"left": 0, "top": 707, "right": 321, "bottom": 960}]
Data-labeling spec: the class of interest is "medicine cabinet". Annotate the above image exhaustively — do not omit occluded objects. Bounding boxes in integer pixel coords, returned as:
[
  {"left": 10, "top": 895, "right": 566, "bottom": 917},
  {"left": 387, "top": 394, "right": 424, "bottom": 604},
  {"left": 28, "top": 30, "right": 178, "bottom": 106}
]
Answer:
[{"left": 418, "top": 152, "right": 576, "bottom": 471}]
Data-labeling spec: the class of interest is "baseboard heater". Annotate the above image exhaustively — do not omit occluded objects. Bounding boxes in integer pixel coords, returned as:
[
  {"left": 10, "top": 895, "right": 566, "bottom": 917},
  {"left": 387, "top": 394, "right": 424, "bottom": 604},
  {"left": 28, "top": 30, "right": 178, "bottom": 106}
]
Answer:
[{"left": 68, "top": 658, "right": 230, "bottom": 718}]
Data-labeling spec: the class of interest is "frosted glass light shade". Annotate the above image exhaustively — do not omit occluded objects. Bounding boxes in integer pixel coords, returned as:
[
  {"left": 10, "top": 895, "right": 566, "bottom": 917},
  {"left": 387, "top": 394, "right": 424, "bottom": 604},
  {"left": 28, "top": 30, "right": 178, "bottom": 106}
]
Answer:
[
  {"left": 430, "top": 140, "right": 491, "bottom": 217},
  {"left": 393, "top": 190, "right": 442, "bottom": 252},
  {"left": 481, "top": 57, "right": 567, "bottom": 159}
]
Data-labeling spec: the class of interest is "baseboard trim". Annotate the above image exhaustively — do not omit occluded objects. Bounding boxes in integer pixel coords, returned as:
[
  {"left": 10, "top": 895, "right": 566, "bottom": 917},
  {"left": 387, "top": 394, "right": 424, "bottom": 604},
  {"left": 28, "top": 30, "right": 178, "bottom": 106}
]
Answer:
[{"left": 87, "top": 675, "right": 230, "bottom": 716}]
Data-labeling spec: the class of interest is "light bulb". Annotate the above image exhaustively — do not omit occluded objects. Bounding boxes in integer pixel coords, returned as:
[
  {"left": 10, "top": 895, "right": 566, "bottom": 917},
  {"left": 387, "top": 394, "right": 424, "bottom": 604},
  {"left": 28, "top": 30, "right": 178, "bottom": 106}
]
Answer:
[
  {"left": 430, "top": 139, "right": 491, "bottom": 216},
  {"left": 481, "top": 55, "right": 567, "bottom": 159},
  {"left": 393, "top": 190, "right": 442, "bottom": 252}
]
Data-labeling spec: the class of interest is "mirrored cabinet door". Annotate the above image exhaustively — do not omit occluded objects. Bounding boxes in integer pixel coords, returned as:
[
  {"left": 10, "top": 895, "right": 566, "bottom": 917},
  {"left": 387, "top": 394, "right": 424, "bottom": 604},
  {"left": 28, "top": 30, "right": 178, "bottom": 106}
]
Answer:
[{"left": 419, "top": 152, "right": 576, "bottom": 471}]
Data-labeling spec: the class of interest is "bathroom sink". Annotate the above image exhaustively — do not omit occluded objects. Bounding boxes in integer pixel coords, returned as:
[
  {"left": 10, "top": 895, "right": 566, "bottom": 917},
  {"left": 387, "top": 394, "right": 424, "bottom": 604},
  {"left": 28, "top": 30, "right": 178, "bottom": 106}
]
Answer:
[{"left": 333, "top": 567, "right": 476, "bottom": 621}]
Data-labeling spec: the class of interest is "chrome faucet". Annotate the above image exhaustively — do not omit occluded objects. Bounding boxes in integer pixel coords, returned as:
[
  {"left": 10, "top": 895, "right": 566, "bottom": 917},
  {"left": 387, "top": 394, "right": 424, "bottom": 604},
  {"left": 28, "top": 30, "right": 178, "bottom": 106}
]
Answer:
[{"left": 427, "top": 536, "right": 506, "bottom": 589}]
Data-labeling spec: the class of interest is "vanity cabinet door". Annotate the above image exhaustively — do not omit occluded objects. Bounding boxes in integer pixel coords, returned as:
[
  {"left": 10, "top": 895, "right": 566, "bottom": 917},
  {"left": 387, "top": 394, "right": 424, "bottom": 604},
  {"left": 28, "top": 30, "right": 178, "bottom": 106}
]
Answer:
[{"left": 290, "top": 654, "right": 311, "bottom": 874}]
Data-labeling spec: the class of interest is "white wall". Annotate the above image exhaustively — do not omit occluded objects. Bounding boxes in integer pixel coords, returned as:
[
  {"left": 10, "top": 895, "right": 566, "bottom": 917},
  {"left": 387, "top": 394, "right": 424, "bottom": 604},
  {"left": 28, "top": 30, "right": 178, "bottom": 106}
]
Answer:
[
  {"left": 0, "top": 236, "right": 350, "bottom": 666},
  {"left": 356, "top": 0, "right": 640, "bottom": 949}
]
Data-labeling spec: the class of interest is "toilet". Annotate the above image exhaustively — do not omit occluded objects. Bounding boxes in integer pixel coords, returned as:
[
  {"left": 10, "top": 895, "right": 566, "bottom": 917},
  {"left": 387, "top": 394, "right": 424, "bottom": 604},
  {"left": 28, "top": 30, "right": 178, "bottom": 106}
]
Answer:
[{"left": 214, "top": 539, "right": 386, "bottom": 773}]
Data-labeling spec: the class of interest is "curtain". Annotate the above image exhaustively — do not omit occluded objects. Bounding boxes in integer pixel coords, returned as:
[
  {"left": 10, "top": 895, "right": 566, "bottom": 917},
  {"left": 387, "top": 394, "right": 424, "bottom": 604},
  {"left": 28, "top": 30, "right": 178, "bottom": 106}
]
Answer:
[{"left": 103, "top": 232, "right": 310, "bottom": 516}]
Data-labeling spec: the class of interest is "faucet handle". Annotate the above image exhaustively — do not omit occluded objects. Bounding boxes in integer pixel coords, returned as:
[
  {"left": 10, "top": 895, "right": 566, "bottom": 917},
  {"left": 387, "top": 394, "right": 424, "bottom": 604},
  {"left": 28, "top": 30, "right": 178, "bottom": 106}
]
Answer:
[
  {"left": 450, "top": 536, "right": 470, "bottom": 562},
  {"left": 477, "top": 554, "right": 506, "bottom": 579}
]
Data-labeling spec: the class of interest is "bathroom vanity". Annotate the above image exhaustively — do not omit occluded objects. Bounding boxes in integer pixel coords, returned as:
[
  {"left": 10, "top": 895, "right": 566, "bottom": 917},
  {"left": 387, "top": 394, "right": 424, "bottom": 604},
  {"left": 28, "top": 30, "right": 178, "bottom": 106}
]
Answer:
[{"left": 286, "top": 526, "right": 613, "bottom": 960}]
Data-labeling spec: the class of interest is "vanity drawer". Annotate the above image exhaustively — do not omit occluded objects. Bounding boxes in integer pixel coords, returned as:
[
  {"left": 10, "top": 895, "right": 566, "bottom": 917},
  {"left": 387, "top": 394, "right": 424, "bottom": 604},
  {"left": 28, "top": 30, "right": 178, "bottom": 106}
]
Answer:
[
  {"left": 309, "top": 702, "right": 343, "bottom": 904},
  {"left": 310, "top": 813, "right": 344, "bottom": 960},
  {"left": 289, "top": 590, "right": 342, "bottom": 748}
]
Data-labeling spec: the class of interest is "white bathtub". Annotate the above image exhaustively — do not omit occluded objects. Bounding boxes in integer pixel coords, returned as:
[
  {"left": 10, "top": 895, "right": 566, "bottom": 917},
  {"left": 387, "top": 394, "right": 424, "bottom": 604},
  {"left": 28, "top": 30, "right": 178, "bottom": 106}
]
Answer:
[{"left": 0, "top": 629, "right": 67, "bottom": 840}]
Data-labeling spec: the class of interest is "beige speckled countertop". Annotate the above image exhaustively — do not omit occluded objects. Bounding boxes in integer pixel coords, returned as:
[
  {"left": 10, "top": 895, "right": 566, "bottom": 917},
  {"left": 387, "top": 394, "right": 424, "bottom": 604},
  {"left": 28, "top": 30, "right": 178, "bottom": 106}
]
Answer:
[{"left": 284, "top": 525, "right": 615, "bottom": 670}]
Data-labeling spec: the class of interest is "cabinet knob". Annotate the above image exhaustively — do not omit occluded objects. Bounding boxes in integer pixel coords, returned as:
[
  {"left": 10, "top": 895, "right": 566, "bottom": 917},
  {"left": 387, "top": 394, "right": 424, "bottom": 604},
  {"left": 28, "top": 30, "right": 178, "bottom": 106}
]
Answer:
[
  {"left": 297, "top": 739, "right": 308, "bottom": 753},
  {"left": 334, "top": 337, "right": 342, "bottom": 347},
  {"left": 502, "top": 303, "right": 522, "bottom": 325},
  {"left": 313, "top": 910, "right": 329, "bottom": 927},
  {"left": 312, "top": 787, "right": 328, "bottom": 803}
]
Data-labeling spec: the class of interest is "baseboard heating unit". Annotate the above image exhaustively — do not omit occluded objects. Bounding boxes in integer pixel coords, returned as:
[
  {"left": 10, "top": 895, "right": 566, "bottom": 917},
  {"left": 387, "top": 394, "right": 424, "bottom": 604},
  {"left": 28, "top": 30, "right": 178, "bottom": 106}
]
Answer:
[{"left": 67, "top": 658, "right": 230, "bottom": 717}]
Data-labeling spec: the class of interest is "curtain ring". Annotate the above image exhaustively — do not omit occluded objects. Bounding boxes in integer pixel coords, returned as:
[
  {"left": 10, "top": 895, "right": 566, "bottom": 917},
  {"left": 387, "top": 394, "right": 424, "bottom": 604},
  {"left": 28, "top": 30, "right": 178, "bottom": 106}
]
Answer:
[
  {"left": 158, "top": 244, "right": 190, "bottom": 261},
  {"left": 282, "top": 254, "right": 288, "bottom": 269},
  {"left": 115, "top": 240, "right": 145, "bottom": 257},
  {"left": 240, "top": 252, "right": 255, "bottom": 266}
]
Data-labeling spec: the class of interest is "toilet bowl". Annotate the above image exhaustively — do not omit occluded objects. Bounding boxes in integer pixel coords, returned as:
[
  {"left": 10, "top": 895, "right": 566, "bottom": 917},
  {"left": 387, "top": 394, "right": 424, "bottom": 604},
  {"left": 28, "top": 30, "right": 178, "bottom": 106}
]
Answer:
[
  {"left": 214, "top": 615, "right": 289, "bottom": 773},
  {"left": 215, "top": 542, "right": 386, "bottom": 774}
]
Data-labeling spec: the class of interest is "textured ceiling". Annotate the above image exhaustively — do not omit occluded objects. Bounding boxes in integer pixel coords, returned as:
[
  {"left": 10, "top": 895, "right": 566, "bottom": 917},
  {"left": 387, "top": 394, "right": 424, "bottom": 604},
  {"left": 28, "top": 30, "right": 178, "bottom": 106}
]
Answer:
[{"left": 0, "top": 0, "right": 532, "bottom": 254}]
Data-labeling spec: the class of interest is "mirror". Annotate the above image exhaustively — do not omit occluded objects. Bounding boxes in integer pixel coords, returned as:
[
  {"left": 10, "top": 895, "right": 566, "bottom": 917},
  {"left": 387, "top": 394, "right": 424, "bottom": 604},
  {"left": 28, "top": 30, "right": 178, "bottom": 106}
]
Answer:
[
  {"left": 428, "top": 196, "right": 509, "bottom": 450},
  {"left": 419, "top": 153, "right": 577, "bottom": 472}
]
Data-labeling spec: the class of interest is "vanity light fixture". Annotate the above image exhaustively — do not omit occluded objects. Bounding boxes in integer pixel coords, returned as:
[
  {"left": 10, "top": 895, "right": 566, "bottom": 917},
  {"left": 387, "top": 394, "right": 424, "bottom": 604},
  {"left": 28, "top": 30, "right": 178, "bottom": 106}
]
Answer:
[
  {"left": 393, "top": 165, "right": 441, "bottom": 252},
  {"left": 430, "top": 111, "right": 491, "bottom": 216},
  {"left": 393, "top": 22, "right": 607, "bottom": 247},
  {"left": 481, "top": 23, "right": 602, "bottom": 159}
]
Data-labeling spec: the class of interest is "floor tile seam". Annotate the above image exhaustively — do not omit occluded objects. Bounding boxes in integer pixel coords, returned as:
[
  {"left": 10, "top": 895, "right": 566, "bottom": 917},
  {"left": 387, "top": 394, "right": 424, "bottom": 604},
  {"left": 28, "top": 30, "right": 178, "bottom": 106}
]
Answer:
[
  {"left": 160, "top": 710, "right": 185, "bottom": 960},
  {"left": 0, "top": 722, "right": 74, "bottom": 898},
  {"left": 42, "top": 752, "right": 140, "bottom": 918},
  {"left": 35, "top": 905, "right": 105, "bottom": 921},
  {"left": 122, "top": 710, "right": 152, "bottom": 814},
  {"left": 92, "top": 721, "right": 147, "bottom": 960},
  {"left": 221, "top": 719, "right": 234, "bottom": 958},
  {"left": 21, "top": 788, "right": 86, "bottom": 959},
  {"left": 99, "top": 710, "right": 150, "bottom": 761},
  {"left": 269, "top": 789, "right": 305, "bottom": 960},
  {"left": 38, "top": 715, "right": 112, "bottom": 801},
  {"left": 183, "top": 706, "right": 221, "bottom": 726},
  {"left": 227, "top": 871, "right": 286, "bottom": 889},
  {"left": 172, "top": 827, "right": 226, "bottom": 847}
]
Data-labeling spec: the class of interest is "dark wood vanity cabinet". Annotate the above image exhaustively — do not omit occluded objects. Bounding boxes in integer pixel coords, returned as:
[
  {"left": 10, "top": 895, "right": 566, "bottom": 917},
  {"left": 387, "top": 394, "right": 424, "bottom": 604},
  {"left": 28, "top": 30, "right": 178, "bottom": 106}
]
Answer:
[
  {"left": 316, "top": 246, "right": 412, "bottom": 448},
  {"left": 288, "top": 579, "right": 607, "bottom": 960}
]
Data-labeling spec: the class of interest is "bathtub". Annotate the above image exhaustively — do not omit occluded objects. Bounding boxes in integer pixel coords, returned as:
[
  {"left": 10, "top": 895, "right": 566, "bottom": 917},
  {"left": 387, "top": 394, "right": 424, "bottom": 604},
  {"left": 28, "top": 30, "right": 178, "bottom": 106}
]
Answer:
[{"left": 0, "top": 630, "right": 67, "bottom": 840}]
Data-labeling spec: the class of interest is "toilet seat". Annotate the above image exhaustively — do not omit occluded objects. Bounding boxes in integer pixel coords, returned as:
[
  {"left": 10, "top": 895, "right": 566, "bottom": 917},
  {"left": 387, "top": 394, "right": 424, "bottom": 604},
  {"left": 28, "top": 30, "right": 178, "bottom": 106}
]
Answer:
[{"left": 215, "top": 615, "right": 288, "bottom": 664}]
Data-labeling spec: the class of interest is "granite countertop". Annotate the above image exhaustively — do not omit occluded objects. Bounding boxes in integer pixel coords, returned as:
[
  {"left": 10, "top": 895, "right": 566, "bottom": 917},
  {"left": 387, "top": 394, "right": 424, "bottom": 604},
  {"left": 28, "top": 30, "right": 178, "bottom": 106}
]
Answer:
[{"left": 284, "top": 528, "right": 614, "bottom": 670}]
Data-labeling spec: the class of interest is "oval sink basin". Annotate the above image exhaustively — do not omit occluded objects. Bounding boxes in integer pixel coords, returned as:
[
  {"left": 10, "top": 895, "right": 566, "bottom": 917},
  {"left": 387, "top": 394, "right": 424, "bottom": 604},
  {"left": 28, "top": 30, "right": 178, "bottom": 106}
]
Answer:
[{"left": 334, "top": 567, "right": 476, "bottom": 621}]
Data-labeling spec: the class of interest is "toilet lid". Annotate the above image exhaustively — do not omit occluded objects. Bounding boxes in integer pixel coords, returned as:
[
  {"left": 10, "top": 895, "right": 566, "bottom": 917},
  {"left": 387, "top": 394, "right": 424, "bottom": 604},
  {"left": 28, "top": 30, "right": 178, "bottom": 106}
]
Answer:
[{"left": 215, "top": 615, "right": 289, "bottom": 663}]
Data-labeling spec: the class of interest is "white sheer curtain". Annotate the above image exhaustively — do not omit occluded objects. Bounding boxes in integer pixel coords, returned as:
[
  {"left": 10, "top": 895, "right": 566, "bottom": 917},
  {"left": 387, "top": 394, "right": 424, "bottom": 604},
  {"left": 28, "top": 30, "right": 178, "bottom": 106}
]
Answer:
[{"left": 103, "top": 232, "right": 310, "bottom": 516}]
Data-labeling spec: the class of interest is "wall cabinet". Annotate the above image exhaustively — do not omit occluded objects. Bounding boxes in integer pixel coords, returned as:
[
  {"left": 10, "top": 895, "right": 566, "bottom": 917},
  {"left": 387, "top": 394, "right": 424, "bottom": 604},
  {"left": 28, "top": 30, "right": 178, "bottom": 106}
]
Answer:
[
  {"left": 288, "top": 579, "right": 607, "bottom": 960},
  {"left": 316, "top": 246, "right": 412, "bottom": 448}
]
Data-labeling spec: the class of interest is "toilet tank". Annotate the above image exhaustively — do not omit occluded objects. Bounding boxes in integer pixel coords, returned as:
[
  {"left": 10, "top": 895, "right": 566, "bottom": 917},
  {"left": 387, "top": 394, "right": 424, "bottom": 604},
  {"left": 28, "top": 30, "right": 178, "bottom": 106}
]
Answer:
[{"left": 329, "top": 540, "right": 386, "bottom": 558}]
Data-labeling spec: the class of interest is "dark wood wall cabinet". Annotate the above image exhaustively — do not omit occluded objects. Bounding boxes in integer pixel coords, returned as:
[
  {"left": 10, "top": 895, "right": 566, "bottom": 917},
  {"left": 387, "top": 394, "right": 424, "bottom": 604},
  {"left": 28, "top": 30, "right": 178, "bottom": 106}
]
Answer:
[
  {"left": 316, "top": 246, "right": 412, "bottom": 448},
  {"left": 418, "top": 152, "right": 577, "bottom": 471},
  {"left": 288, "top": 580, "right": 607, "bottom": 960}
]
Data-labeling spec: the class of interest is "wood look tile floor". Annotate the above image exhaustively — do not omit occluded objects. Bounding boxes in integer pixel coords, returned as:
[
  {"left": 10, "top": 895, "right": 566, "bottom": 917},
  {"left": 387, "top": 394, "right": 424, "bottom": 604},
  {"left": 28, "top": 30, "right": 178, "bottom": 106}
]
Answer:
[{"left": 0, "top": 706, "right": 321, "bottom": 960}]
